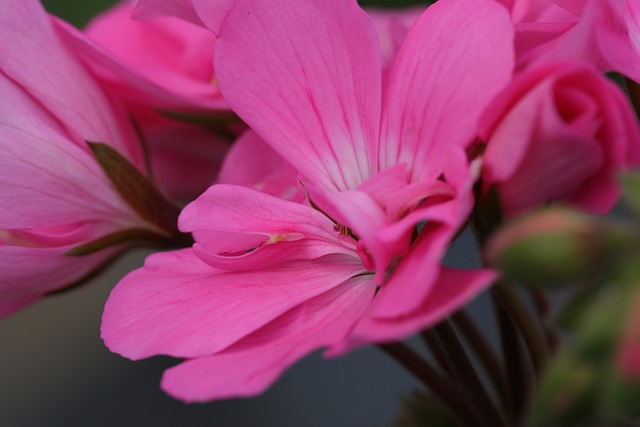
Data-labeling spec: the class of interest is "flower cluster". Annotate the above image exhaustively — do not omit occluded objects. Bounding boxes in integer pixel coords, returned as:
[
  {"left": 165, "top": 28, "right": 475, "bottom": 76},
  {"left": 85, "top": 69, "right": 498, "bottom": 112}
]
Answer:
[{"left": 2, "top": 0, "right": 640, "bottom": 425}]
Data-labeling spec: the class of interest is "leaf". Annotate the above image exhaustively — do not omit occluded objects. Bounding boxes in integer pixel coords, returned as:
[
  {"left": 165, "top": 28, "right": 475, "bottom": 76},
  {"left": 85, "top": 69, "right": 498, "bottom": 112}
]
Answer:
[{"left": 88, "top": 142, "right": 180, "bottom": 234}]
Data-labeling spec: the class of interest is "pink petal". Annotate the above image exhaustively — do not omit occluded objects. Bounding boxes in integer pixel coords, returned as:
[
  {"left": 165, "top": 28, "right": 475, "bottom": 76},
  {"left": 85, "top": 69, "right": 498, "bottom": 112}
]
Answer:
[
  {"left": 552, "top": 0, "right": 587, "bottom": 15},
  {"left": 82, "top": 1, "right": 223, "bottom": 110},
  {"left": 134, "top": 0, "right": 234, "bottom": 36},
  {"left": 181, "top": 185, "right": 353, "bottom": 270},
  {"left": 214, "top": 0, "right": 382, "bottom": 191},
  {"left": 0, "top": 0, "right": 144, "bottom": 167},
  {"left": 379, "top": 0, "right": 514, "bottom": 182},
  {"left": 366, "top": 6, "right": 426, "bottom": 68},
  {"left": 133, "top": 0, "right": 204, "bottom": 26},
  {"left": 54, "top": 18, "right": 225, "bottom": 112},
  {"left": 218, "top": 130, "right": 304, "bottom": 202},
  {"left": 180, "top": 184, "right": 339, "bottom": 249},
  {"left": 160, "top": 276, "right": 375, "bottom": 402},
  {"left": 102, "top": 249, "right": 367, "bottom": 359},
  {"left": 0, "top": 72, "right": 135, "bottom": 228},
  {"left": 0, "top": 244, "right": 115, "bottom": 318},
  {"left": 595, "top": 0, "right": 640, "bottom": 83},
  {"left": 332, "top": 267, "right": 497, "bottom": 354},
  {"left": 143, "top": 121, "right": 229, "bottom": 201}
]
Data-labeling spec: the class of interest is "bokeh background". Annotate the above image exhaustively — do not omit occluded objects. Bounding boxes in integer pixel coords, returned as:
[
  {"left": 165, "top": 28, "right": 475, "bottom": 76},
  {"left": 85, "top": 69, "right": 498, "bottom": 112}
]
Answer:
[{"left": 0, "top": 1, "right": 479, "bottom": 426}]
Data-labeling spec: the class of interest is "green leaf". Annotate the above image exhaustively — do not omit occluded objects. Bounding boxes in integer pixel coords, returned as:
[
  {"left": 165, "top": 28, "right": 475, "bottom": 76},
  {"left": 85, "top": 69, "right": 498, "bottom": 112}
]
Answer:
[
  {"left": 64, "top": 228, "right": 174, "bottom": 256},
  {"left": 88, "top": 142, "right": 180, "bottom": 234}
]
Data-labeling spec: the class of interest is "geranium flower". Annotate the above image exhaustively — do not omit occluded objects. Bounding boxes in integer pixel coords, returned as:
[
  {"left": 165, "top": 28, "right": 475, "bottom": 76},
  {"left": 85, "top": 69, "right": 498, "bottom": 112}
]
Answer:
[{"left": 102, "top": 0, "right": 513, "bottom": 401}]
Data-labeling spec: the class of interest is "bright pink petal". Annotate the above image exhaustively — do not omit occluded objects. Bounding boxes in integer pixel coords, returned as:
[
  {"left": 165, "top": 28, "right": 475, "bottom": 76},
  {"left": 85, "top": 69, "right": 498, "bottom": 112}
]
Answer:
[
  {"left": 218, "top": 130, "right": 304, "bottom": 202},
  {"left": 180, "top": 184, "right": 339, "bottom": 250},
  {"left": 0, "top": 0, "right": 144, "bottom": 167},
  {"left": 215, "top": 0, "right": 382, "bottom": 191},
  {"left": 379, "top": 0, "right": 514, "bottom": 182},
  {"left": 181, "top": 184, "right": 353, "bottom": 270},
  {"left": 331, "top": 267, "right": 497, "bottom": 354},
  {"left": 102, "top": 249, "right": 367, "bottom": 359},
  {"left": 160, "top": 276, "right": 375, "bottom": 402}
]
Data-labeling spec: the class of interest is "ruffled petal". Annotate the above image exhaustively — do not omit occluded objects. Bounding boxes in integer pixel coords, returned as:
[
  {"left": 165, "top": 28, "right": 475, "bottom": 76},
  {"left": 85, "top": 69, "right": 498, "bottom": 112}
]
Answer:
[
  {"left": 101, "top": 249, "right": 367, "bottom": 359},
  {"left": 160, "top": 276, "right": 375, "bottom": 402},
  {"left": 332, "top": 267, "right": 497, "bottom": 354}
]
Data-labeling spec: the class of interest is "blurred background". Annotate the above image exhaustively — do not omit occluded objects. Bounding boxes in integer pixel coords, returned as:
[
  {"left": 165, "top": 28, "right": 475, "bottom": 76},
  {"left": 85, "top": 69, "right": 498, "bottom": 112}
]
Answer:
[{"left": 0, "top": 1, "right": 476, "bottom": 426}]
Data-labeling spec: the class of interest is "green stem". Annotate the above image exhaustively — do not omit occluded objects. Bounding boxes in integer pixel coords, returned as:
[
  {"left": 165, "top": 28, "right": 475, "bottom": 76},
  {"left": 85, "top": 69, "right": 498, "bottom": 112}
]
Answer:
[
  {"left": 423, "top": 320, "right": 510, "bottom": 427},
  {"left": 528, "top": 288, "right": 560, "bottom": 353},
  {"left": 493, "top": 281, "right": 549, "bottom": 377},
  {"left": 493, "top": 290, "right": 531, "bottom": 425},
  {"left": 452, "top": 310, "right": 510, "bottom": 406},
  {"left": 378, "top": 342, "right": 478, "bottom": 427}
]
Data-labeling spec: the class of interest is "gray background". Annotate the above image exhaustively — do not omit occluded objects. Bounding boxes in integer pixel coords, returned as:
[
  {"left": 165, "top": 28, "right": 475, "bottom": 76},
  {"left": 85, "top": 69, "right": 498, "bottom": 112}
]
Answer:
[{"left": 0, "top": 1, "right": 478, "bottom": 426}]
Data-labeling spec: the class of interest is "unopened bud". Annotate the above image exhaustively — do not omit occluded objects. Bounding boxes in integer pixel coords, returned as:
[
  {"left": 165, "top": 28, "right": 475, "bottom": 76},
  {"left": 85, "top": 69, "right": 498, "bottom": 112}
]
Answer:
[{"left": 486, "top": 208, "right": 633, "bottom": 286}]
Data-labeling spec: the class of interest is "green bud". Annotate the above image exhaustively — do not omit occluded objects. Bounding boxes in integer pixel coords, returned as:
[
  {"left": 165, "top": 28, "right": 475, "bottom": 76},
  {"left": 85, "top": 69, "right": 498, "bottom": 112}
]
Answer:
[{"left": 486, "top": 208, "right": 634, "bottom": 286}]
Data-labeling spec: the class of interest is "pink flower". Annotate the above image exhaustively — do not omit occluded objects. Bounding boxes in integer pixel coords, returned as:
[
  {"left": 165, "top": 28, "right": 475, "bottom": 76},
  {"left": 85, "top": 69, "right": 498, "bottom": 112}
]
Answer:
[
  {"left": 481, "top": 62, "right": 640, "bottom": 216},
  {"left": 0, "top": 0, "right": 167, "bottom": 316},
  {"left": 508, "top": 0, "right": 640, "bottom": 81},
  {"left": 102, "top": 0, "right": 513, "bottom": 402}
]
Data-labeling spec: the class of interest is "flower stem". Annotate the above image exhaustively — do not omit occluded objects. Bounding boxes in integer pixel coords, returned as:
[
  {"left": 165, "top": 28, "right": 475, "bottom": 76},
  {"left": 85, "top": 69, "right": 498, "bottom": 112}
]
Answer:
[
  {"left": 528, "top": 288, "right": 560, "bottom": 352},
  {"left": 493, "top": 291, "right": 531, "bottom": 425},
  {"left": 452, "top": 310, "right": 510, "bottom": 406},
  {"left": 422, "top": 320, "right": 510, "bottom": 427},
  {"left": 378, "top": 342, "right": 478, "bottom": 426},
  {"left": 492, "top": 281, "right": 549, "bottom": 377},
  {"left": 625, "top": 77, "right": 640, "bottom": 120}
]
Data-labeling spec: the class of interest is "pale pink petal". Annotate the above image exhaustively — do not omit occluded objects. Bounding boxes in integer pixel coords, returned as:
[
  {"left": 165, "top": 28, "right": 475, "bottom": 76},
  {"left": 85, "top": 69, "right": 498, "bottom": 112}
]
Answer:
[
  {"left": 161, "top": 276, "right": 375, "bottom": 402},
  {"left": 0, "top": 0, "right": 144, "bottom": 167},
  {"left": 102, "top": 249, "right": 367, "bottom": 359},
  {"left": 331, "top": 267, "right": 497, "bottom": 354},
  {"left": 218, "top": 130, "right": 304, "bottom": 202},
  {"left": 366, "top": 6, "right": 425, "bottom": 68},
  {"left": 0, "top": 244, "right": 116, "bottom": 318},
  {"left": 0, "top": 72, "right": 135, "bottom": 228},
  {"left": 379, "top": 0, "right": 514, "bottom": 182},
  {"left": 214, "top": 0, "right": 382, "bottom": 191}
]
